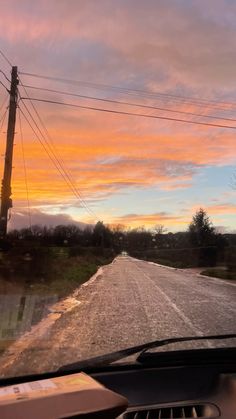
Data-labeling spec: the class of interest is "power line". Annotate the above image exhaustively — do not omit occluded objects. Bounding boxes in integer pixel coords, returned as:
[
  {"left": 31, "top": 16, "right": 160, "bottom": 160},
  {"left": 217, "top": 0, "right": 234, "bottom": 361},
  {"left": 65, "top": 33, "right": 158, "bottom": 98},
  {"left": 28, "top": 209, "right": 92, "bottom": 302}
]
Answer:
[
  {"left": 19, "top": 81, "right": 55, "bottom": 147},
  {"left": 19, "top": 70, "right": 236, "bottom": 110},
  {"left": 20, "top": 99, "right": 97, "bottom": 219},
  {"left": 0, "top": 69, "right": 10, "bottom": 83},
  {"left": 18, "top": 87, "right": 98, "bottom": 220},
  {"left": 0, "top": 94, "right": 8, "bottom": 113},
  {"left": 18, "top": 102, "right": 98, "bottom": 220},
  {"left": 18, "top": 108, "right": 32, "bottom": 230},
  {"left": 0, "top": 95, "right": 8, "bottom": 128},
  {"left": 0, "top": 108, "right": 7, "bottom": 133},
  {"left": 0, "top": 49, "right": 12, "bottom": 67},
  {"left": 0, "top": 80, "right": 9, "bottom": 92},
  {"left": 21, "top": 84, "right": 236, "bottom": 123},
  {"left": 20, "top": 96, "right": 236, "bottom": 130},
  {"left": 18, "top": 103, "right": 87, "bottom": 209},
  {"left": 19, "top": 82, "right": 100, "bottom": 213},
  {"left": 19, "top": 74, "right": 235, "bottom": 115}
]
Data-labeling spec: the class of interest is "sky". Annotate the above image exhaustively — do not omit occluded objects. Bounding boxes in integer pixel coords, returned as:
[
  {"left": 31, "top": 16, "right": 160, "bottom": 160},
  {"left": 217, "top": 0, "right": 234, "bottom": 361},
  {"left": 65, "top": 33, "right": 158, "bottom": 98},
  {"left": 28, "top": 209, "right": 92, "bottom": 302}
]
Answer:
[{"left": 0, "top": 0, "right": 236, "bottom": 232}]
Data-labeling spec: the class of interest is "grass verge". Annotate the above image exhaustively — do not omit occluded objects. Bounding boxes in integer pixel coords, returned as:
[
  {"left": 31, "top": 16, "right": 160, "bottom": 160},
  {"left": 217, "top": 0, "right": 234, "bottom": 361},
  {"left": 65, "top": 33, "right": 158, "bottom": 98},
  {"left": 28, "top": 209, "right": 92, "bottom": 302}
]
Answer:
[
  {"left": 29, "top": 254, "right": 113, "bottom": 297},
  {"left": 0, "top": 247, "right": 114, "bottom": 298},
  {"left": 0, "top": 251, "right": 114, "bottom": 353},
  {"left": 200, "top": 267, "right": 236, "bottom": 281}
]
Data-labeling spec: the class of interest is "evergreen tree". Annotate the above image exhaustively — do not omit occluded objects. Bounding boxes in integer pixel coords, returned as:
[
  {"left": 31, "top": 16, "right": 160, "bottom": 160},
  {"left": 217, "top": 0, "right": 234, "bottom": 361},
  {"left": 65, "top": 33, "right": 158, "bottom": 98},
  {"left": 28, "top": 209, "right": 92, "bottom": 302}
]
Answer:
[{"left": 189, "top": 208, "right": 215, "bottom": 247}]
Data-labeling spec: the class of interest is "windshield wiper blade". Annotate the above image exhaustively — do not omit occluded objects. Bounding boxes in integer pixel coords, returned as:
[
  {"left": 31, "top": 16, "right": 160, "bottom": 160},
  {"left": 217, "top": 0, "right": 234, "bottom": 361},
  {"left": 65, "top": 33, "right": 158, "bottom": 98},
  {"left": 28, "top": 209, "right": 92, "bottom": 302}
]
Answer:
[{"left": 58, "top": 333, "right": 236, "bottom": 372}]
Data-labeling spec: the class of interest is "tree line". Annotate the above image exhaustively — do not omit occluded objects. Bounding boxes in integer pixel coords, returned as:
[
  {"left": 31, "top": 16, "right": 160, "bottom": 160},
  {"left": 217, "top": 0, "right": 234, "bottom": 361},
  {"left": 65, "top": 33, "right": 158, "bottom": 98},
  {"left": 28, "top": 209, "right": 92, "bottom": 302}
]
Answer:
[{"left": 6, "top": 208, "right": 235, "bottom": 253}]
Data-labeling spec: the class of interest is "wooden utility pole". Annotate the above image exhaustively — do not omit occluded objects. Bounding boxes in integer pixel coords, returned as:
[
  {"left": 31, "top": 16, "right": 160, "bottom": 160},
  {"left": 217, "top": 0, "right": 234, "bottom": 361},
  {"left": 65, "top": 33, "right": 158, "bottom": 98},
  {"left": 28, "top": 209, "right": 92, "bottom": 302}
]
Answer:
[{"left": 0, "top": 66, "right": 18, "bottom": 237}]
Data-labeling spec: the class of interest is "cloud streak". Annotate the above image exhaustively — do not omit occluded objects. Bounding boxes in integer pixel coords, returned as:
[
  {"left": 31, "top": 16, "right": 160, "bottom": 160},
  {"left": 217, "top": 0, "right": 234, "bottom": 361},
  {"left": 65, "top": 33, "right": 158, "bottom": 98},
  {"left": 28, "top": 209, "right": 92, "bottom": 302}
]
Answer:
[{"left": 112, "top": 211, "right": 188, "bottom": 228}]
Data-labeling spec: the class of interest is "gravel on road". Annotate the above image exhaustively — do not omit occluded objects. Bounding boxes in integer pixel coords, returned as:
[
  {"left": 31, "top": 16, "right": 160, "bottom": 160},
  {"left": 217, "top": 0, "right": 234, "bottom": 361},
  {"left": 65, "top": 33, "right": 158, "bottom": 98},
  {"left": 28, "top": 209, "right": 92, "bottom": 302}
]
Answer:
[{"left": 0, "top": 256, "right": 235, "bottom": 378}]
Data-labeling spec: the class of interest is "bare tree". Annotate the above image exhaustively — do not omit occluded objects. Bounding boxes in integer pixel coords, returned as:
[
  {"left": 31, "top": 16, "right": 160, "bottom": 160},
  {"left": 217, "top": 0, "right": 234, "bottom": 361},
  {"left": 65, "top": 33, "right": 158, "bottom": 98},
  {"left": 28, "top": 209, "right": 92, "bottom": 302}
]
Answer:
[{"left": 153, "top": 224, "right": 167, "bottom": 234}]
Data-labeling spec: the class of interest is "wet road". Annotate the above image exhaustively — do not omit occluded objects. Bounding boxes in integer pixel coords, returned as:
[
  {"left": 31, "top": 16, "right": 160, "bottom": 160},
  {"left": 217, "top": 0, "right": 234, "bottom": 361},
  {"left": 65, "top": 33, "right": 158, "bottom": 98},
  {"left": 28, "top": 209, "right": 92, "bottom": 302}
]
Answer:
[{"left": 0, "top": 256, "right": 236, "bottom": 377}]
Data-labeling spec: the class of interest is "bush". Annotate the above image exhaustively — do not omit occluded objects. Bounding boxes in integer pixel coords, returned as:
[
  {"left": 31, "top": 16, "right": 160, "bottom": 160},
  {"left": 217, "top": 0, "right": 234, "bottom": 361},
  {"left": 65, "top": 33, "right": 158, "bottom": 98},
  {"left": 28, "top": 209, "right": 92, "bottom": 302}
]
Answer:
[{"left": 201, "top": 267, "right": 236, "bottom": 280}]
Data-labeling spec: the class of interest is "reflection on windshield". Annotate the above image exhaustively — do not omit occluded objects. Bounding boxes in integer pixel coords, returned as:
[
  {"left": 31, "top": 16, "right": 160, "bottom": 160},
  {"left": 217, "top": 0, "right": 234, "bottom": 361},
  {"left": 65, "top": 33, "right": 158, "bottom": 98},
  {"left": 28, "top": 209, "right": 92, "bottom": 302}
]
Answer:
[{"left": 0, "top": 294, "right": 57, "bottom": 345}]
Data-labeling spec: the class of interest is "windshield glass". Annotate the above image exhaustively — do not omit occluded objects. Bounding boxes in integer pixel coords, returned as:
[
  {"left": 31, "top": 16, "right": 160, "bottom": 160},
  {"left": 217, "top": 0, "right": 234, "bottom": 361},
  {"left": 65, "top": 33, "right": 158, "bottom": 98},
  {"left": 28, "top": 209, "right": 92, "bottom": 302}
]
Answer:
[{"left": 0, "top": 0, "right": 236, "bottom": 379}]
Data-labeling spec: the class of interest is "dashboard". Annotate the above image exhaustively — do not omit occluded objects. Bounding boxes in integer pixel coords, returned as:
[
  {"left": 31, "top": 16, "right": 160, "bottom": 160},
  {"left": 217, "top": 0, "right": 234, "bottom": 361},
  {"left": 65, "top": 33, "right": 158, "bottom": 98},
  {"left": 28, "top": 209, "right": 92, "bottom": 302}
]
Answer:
[
  {"left": 92, "top": 354, "right": 236, "bottom": 418},
  {"left": 0, "top": 348, "right": 236, "bottom": 418}
]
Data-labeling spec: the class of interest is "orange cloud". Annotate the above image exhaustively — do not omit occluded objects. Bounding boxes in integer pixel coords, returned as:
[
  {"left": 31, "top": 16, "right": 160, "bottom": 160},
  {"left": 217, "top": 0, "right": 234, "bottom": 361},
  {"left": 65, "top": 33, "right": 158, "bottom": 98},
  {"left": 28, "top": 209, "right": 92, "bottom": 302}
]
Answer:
[
  {"left": 110, "top": 203, "right": 236, "bottom": 229},
  {"left": 110, "top": 212, "right": 189, "bottom": 228},
  {"left": 4, "top": 105, "right": 235, "bottom": 211},
  {"left": 206, "top": 203, "right": 236, "bottom": 215},
  {"left": 7, "top": 116, "right": 236, "bottom": 230}
]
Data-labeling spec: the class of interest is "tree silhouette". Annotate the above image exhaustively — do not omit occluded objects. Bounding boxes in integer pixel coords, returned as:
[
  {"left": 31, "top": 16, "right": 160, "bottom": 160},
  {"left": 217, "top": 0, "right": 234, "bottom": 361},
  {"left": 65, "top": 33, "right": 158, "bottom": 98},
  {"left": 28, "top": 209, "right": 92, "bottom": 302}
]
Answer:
[
  {"left": 188, "top": 208, "right": 215, "bottom": 247},
  {"left": 92, "top": 221, "right": 111, "bottom": 247}
]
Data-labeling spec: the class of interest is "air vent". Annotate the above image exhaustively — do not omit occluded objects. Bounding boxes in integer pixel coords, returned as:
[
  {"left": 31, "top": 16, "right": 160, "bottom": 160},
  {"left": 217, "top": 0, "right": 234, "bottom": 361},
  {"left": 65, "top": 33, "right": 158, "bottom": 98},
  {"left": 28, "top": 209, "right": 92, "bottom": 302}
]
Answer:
[{"left": 122, "top": 403, "right": 220, "bottom": 418}]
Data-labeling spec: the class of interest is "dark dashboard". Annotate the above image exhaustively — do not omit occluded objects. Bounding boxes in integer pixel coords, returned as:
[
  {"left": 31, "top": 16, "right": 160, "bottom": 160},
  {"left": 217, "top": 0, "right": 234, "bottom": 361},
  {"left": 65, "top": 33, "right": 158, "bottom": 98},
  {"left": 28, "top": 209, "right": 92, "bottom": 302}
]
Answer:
[
  {"left": 0, "top": 348, "right": 236, "bottom": 418},
  {"left": 91, "top": 349, "right": 236, "bottom": 419}
]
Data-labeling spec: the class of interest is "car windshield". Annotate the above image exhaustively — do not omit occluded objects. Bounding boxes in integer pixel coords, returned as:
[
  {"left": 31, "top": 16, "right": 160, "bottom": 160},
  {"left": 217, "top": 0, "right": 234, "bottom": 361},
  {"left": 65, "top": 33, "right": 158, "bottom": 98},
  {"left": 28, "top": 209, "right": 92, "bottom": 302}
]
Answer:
[{"left": 0, "top": 0, "right": 236, "bottom": 379}]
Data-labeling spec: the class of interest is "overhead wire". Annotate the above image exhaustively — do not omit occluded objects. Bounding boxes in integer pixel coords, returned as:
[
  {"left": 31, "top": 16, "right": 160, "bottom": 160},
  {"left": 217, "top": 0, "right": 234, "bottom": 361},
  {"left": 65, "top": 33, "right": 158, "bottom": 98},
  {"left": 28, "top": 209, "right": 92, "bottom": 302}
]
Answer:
[
  {"left": 19, "top": 70, "right": 236, "bottom": 111},
  {"left": 19, "top": 81, "right": 55, "bottom": 147},
  {"left": 21, "top": 84, "right": 236, "bottom": 123},
  {"left": 18, "top": 102, "right": 85, "bottom": 208},
  {"left": 0, "top": 53, "right": 98, "bottom": 221},
  {"left": 20, "top": 96, "right": 236, "bottom": 130},
  {"left": 19, "top": 82, "right": 100, "bottom": 213},
  {"left": 0, "top": 92, "right": 8, "bottom": 129},
  {"left": 18, "top": 100, "right": 98, "bottom": 220},
  {"left": 19, "top": 82, "right": 98, "bottom": 219},
  {"left": 18, "top": 107, "right": 32, "bottom": 230},
  {"left": 0, "top": 94, "right": 8, "bottom": 113},
  {"left": 0, "top": 108, "right": 7, "bottom": 133},
  {"left": 0, "top": 48, "right": 12, "bottom": 67},
  {"left": 0, "top": 69, "right": 10, "bottom": 83},
  {"left": 0, "top": 80, "right": 9, "bottom": 92}
]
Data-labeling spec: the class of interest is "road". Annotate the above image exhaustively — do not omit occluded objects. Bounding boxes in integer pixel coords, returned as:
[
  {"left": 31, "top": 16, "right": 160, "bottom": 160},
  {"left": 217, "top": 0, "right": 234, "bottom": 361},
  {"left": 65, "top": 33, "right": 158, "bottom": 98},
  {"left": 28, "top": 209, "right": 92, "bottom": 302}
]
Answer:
[{"left": 0, "top": 256, "right": 236, "bottom": 377}]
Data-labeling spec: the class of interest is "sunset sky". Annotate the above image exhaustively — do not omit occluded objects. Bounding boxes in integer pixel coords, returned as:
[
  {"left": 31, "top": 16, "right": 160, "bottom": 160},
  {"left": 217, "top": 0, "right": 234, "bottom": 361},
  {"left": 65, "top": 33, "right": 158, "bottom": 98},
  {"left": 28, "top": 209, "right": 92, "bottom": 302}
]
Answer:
[{"left": 0, "top": 0, "right": 236, "bottom": 231}]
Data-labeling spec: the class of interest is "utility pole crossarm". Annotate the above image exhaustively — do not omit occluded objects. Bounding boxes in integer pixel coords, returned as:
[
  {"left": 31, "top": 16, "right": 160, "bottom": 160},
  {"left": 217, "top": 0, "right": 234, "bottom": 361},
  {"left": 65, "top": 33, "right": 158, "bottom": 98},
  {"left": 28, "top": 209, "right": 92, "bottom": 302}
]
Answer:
[{"left": 0, "top": 66, "right": 18, "bottom": 237}]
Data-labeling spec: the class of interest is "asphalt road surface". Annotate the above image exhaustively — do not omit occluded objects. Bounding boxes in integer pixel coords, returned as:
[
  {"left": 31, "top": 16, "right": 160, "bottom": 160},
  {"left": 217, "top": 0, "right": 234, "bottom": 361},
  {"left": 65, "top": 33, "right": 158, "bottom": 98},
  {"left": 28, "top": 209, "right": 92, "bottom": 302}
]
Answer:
[{"left": 0, "top": 256, "right": 236, "bottom": 377}]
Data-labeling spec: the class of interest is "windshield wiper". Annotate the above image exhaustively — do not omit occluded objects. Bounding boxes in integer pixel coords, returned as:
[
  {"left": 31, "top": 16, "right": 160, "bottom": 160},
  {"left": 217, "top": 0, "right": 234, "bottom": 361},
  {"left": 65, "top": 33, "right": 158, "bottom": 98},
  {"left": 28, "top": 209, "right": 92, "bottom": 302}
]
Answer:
[{"left": 58, "top": 333, "right": 236, "bottom": 371}]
